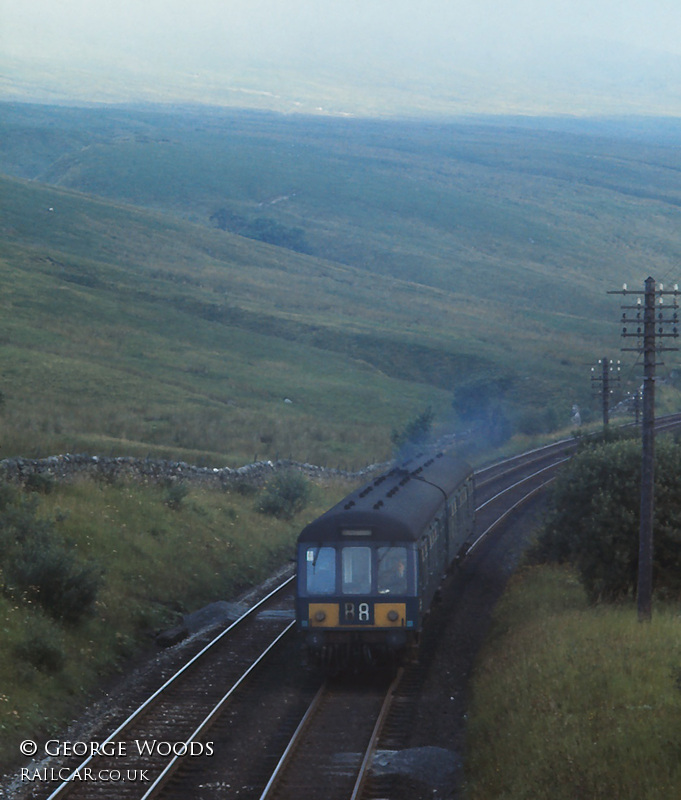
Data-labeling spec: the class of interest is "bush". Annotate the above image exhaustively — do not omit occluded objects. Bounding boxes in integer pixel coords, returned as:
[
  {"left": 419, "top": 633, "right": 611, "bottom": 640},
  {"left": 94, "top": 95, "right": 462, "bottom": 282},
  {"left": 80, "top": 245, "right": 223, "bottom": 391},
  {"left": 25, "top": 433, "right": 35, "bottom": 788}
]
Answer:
[
  {"left": 256, "top": 471, "right": 311, "bottom": 520},
  {"left": 0, "top": 486, "right": 102, "bottom": 624},
  {"left": 529, "top": 438, "right": 681, "bottom": 602},
  {"left": 163, "top": 480, "right": 188, "bottom": 511},
  {"left": 391, "top": 406, "right": 435, "bottom": 453},
  {"left": 15, "top": 628, "right": 65, "bottom": 675},
  {"left": 5, "top": 540, "right": 102, "bottom": 624},
  {"left": 24, "top": 472, "right": 56, "bottom": 494},
  {"left": 234, "top": 479, "right": 258, "bottom": 497}
]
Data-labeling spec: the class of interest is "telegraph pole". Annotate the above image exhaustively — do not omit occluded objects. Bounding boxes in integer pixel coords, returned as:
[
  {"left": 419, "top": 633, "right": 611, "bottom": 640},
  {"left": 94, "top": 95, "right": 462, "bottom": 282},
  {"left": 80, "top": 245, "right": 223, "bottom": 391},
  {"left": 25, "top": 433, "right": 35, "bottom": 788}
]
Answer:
[
  {"left": 611, "top": 278, "right": 679, "bottom": 621},
  {"left": 638, "top": 278, "right": 657, "bottom": 622},
  {"left": 591, "top": 357, "right": 620, "bottom": 430}
]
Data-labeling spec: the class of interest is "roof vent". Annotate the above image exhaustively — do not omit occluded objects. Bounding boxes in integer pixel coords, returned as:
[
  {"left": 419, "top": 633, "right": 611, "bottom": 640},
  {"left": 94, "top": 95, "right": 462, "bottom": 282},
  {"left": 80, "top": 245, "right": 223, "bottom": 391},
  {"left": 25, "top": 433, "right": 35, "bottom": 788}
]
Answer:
[
  {"left": 344, "top": 500, "right": 356, "bottom": 510},
  {"left": 373, "top": 500, "right": 384, "bottom": 510}
]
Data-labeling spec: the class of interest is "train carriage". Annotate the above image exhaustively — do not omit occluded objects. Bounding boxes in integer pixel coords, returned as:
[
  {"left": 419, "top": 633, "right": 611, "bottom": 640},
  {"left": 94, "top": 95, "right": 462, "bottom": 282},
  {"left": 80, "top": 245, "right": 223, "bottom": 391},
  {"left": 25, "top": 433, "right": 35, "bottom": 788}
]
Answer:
[{"left": 295, "top": 452, "right": 474, "bottom": 668}]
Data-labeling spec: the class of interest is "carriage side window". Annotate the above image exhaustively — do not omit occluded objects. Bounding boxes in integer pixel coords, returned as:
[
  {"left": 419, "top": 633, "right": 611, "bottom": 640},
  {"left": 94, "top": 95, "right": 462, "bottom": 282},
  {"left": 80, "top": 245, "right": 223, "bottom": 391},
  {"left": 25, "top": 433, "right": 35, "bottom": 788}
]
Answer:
[
  {"left": 341, "top": 546, "right": 372, "bottom": 594},
  {"left": 377, "top": 546, "right": 408, "bottom": 594},
  {"left": 306, "top": 547, "right": 336, "bottom": 595}
]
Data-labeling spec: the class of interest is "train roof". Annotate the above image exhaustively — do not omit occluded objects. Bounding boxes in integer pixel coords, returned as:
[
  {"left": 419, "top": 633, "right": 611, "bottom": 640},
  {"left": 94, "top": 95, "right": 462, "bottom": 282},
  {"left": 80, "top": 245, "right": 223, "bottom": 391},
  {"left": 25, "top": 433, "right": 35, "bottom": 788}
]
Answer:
[{"left": 298, "top": 452, "right": 472, "bottom": 544}]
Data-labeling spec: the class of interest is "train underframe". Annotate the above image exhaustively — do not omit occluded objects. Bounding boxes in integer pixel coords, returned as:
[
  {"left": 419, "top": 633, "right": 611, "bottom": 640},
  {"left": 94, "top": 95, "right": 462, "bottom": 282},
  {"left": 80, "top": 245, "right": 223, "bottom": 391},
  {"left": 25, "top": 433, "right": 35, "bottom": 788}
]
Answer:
[{"left": 303, "top": 627, "right": 420, "bottom": 671}]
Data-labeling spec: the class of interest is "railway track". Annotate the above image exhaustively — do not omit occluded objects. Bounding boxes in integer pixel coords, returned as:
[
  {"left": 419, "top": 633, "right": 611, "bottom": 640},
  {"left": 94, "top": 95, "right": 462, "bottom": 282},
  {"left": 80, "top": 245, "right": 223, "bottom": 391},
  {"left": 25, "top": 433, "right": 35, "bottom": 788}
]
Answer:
[
  {"left": 25, "top": 580, "right": 299, "bottom": 800},
  {"left": 258, "top": 671, "right": 399, "bottom": 800},
  {"left": 151, "top": 435, "right": 586, "bottom": 800},
  {"left": 19, "top": 413, "right": 681, "bottom": 800}
]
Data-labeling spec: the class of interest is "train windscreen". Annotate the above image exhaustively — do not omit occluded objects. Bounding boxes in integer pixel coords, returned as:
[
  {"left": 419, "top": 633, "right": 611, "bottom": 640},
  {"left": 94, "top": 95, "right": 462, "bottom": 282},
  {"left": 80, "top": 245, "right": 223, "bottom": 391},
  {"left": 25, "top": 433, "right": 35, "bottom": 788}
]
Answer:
[
  {"left": 377, "top": 546, "right": 407, "bottom": 594},
  {"left": 305, "top": 546, "right": 336, "bottom": 594},
  {"left": 341, "top": 546, "right": 372, "bottom": 594}
]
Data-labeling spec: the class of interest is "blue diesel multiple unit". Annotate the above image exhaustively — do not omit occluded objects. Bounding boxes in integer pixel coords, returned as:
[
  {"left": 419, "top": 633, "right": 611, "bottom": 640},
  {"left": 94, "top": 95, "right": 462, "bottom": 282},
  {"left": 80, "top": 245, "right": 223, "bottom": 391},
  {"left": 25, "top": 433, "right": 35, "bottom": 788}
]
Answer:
[{"left": 295, "top": 452, "right": 474, "bottom": 668}]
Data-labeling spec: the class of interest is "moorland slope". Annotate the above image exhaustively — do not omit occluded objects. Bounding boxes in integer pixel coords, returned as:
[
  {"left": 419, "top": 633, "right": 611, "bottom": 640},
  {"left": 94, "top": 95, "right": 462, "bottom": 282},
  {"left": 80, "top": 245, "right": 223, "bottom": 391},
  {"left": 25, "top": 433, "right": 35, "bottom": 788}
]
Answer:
[{"left": 2, "top": 104, "right": 681, "bottom": 465}]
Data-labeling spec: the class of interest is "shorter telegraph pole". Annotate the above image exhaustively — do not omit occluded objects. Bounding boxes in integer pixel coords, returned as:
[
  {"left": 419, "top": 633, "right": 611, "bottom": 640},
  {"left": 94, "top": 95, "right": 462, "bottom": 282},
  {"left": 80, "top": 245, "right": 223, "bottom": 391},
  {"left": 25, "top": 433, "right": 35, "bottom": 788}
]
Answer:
[
  {"left": 591, "top": 357, "right": 620, "bottom": 430},
  {"left": 622, "top": 390, "right": 642, "bottom": 425},
  {"left": 611, "top": 278, "right": 679, "bottom": 621}
]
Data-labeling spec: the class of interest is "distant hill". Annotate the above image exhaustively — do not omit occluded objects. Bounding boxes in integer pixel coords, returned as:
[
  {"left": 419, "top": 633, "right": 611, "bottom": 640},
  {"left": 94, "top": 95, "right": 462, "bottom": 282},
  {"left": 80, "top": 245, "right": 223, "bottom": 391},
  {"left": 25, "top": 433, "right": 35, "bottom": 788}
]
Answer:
[
  {"left": 3, "top": 37, "right": 681, "bottom": 117},
  {"left": 1, "top": 103, "right": 681, "bottom": 465}
]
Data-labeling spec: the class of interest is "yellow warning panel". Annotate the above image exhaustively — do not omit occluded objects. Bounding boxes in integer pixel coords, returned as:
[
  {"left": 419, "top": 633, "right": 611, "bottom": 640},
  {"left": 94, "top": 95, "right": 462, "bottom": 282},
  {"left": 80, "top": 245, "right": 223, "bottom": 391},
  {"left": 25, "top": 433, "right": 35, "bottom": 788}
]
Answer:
[
  {"left": 374, "top": 603, "right": 406, "bottom": 627},
  {"left": 308, "top": 603, "right": 339, "bottom": 627}
]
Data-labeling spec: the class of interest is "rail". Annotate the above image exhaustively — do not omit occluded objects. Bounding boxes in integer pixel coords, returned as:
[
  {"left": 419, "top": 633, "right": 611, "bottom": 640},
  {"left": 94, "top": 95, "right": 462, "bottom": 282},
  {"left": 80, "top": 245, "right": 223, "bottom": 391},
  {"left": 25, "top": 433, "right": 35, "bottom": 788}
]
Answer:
[{"left": 43, "top": 576, "right": 296, "bottom": 800}]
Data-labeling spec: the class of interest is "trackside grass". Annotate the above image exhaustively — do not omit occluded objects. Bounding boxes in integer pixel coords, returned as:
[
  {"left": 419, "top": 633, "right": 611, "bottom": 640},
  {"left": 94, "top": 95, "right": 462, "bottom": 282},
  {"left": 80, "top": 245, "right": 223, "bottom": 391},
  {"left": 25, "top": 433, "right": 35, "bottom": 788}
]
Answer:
[
  {"left": 464, "top": 566, "right": 681, "bottom": 800},
  {"left": 0, "top": 476, "right": 352, "bottom": 773}
]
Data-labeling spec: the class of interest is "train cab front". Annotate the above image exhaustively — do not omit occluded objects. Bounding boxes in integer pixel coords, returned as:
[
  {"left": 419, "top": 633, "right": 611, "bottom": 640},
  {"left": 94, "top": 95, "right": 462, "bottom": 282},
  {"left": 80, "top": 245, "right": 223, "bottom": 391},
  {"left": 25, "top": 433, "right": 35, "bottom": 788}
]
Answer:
[{"left": 295, "top": 538, "right": 419, "bottom": 669}]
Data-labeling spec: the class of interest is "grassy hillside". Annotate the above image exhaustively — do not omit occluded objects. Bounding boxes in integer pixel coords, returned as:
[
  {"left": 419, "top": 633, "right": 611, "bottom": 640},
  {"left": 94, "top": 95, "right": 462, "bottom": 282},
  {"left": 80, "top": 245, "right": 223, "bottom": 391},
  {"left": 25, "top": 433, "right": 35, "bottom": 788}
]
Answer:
[
  {"left": 0, "top": 470, "right": 353, "bottom": 774},
  {"left": 1, "top": 174, "right": 471, "bottom": 466},
  {"left": 3, "top": 104, "right": 681, "bottom": 466},
  {"left": 466, "top": 566, "right": 681, "bottom": 799}
]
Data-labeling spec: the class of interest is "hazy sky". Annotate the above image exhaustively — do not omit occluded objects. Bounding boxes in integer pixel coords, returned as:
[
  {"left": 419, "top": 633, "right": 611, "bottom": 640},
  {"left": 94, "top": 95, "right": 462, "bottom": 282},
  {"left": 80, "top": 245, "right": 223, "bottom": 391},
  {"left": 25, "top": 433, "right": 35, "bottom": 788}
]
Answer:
[
  {"left": 4, "top": 0, "right": 681, "bottom": 63},
  {"left": 3, "top": 0, "right": 681, "bottom": 111}
]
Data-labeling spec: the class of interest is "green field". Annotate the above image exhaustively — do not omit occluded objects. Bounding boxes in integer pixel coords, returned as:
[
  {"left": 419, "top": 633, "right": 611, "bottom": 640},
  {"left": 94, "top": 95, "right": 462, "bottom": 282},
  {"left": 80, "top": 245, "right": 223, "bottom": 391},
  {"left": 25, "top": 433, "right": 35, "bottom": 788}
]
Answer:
[{"left": 2, "top": 103, "right": 681, "bottom": 466}]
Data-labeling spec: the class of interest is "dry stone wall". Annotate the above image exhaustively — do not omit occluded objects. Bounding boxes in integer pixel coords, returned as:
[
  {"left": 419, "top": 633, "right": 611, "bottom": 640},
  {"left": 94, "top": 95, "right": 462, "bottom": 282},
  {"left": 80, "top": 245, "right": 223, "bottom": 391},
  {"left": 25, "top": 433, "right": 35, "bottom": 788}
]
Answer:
[{"left": 0, "top": 453, "right": 391, "bottom": 489}]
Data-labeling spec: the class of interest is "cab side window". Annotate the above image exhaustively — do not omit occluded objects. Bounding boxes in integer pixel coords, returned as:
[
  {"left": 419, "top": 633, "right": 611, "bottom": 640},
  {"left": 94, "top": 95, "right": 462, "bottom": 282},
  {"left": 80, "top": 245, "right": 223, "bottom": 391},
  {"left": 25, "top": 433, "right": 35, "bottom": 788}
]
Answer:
[{"left": 306, "top": 547, "right": 336, "bottom": 594}]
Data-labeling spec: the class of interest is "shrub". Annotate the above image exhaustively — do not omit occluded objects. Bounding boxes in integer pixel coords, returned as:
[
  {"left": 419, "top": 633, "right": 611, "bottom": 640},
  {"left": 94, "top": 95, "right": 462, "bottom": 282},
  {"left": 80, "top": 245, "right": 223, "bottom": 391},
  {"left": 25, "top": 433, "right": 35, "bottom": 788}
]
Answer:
[
  {"left": 5, "top": 539, "right": 102, "bottom": 624},
  {"left": 529, "top": 438, "right": 681, "bottom": 602},
  {"left": 0, "top": 485, "right": 102, "bottom": 623},
  {"left": 234, "top": 479, "right": 258, "bottom": 496},
  {"left": 24, "top": 472, "right": 56, "bottom": 494},
  {"left": 391, "top": 406, "right": 435, "bottom": 453},
  {"left": 15, "top": 628, "right": 65, "bottom": 675},
  {"left": 256, "top": 470, "right": 311, "bottom": 520},
  {"left": 163, "top": 480, "right": 188, "bottom": 511}
]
